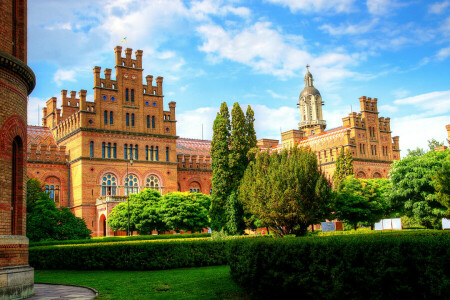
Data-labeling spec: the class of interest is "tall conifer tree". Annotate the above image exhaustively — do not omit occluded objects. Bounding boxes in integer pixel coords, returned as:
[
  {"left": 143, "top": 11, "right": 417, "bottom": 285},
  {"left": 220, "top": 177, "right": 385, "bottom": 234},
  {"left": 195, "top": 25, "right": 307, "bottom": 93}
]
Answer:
[{"left": 245, "top": 105, "right": 257, "bottom": 160}]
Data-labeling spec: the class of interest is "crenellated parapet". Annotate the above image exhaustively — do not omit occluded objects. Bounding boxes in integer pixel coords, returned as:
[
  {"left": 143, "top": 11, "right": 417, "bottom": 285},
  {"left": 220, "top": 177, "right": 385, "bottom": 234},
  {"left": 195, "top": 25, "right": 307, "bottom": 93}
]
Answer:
[
  {"left": 93, "top": 66, "right": 118, "bottom": 90},
  {"left": 359, "top": 96, "right": 378, "bottom": 113},
  {"left": 177, "top": 154, "right": 211, "bottom": 170},
  {"left": 28, "top": 143, "right": 69, "bottom": 163}
]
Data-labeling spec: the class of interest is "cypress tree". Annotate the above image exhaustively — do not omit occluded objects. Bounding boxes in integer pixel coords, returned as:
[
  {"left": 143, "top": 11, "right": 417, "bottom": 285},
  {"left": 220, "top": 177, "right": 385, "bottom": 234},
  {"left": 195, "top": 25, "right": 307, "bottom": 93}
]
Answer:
[
  {"left": 245, "top": 105, "right": 257, "bottom": 161},
  {"left": 334, "top": 148, "right": 354, "bottom": 190}
]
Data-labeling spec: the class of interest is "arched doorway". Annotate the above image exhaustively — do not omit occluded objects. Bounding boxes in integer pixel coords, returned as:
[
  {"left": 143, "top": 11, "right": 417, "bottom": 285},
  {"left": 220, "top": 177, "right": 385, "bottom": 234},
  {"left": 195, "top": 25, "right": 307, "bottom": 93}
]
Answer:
[
  {"left": 99, "top": 214, "right": 107, "bottom": 237},
  {"left": 189, "top": 181, "right": 201, "bottom": 193},
  {"left": 356, "top": 171, "right": 367, "bottom": 179},
  {"left": 373, "top": 172, "right": 382, "bottom": 179}
]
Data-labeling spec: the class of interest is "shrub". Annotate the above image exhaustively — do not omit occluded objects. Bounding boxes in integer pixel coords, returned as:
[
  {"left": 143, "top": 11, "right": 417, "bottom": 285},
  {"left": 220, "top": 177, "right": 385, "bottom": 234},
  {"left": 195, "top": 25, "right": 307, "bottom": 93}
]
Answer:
[
  {"left": 30, "top": 239, "right": 225, "bottom": 270},
  {"left": 227, "top": 232, "right": 450, "bottom": 299}
]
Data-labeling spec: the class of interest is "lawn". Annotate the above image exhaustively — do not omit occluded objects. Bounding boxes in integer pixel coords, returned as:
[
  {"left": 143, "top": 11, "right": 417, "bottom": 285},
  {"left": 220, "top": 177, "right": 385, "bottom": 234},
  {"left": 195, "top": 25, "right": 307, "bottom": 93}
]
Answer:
[{"left": 35, "top": 265, "right": 248, "bottom": 299}]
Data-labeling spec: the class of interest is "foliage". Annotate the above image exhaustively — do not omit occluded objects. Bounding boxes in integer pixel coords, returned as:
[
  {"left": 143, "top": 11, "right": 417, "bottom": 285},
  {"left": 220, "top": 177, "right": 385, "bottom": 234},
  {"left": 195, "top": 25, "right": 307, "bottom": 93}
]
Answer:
[
  {"left": 30, "top": 233, "right": 211, "bottom": 247},
  {"left": 428, "top": 138, "right": 444, "bottom": 151},
  {"left": 244, "top": 105, "right": 257, "bottom": 160},
  {"left": 433, "top": 154, "right": 450, "bottom": 217},
  {"left": 334, "top": 192, "right": 375, "bottom": 229},
  {"left": 239, "top": 146, "right": 334, "bottom": 236},
  {"left": 29, "top": 240, "right": 227, "bottom": 270},
  {"left": 225, "top": 191, "right": 245, "bottom": 235},
  {"left": 333, "top": 149, "right": 354, "bottom": 189},
  {"left": 389, "top": 150, "right": 449, "bottom": 228},
  {"left": 160, "top": 192, "right": 210, "bottom": 233},
  {"left": 227, "top": 232, "right": 450, "bottom": 299},
  {"left": 26, "top": 179, "right": 91, "bottom": 242}
]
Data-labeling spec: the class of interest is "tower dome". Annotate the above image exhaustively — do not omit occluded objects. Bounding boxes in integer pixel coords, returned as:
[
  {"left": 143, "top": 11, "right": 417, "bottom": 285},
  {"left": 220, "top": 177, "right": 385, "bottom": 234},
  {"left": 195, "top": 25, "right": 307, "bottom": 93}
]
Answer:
[{"left": 299, "top": 67, "right": 321, "bottom": 99}]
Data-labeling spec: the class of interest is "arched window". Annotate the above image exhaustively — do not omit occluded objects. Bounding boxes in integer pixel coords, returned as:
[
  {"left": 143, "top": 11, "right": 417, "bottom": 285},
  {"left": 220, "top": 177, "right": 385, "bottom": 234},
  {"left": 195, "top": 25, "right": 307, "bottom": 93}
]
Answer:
[
  {"left": 131, "top": 113, "right": 135, "bottom": 127},
  {"left": 155, "top": 146, "right": 159, "bottom": 161},
  {"left": 145, "top": 175, "right": 160, "bottom": 190},
  {"left": 113, "top": 143, "right": 117, "bottom": 158},
  {"left": 126, "top": 113, "right": 130, "bottom": 126},
  {"left": 129, "top": 144, "right": 133, "bottom": 160},
  {"left": 11, "top": 136, "right": 24, "bottom": 235},
  {"left": 166, "top": 147, "right": 169, "bottom": 162},
  {"left": 110, "top": 111, "right": 114, "bottom": 125},
  {"left": 101, "top": 173, "right": 117, "bottom": 196},
  {"left": 102, "top": 142, "right": 106, "bottom": 158},
  {"left": 131, "top": 89, "right": 135, "bottom": 102},
  {"left": 150, "top": 146, "right": 154, "bottom": 161},
  {"left": 152, "top": 116, "right": 155, "bottom": 129},
  {"left": 189, "top": 181, "right": 201, "bottom": 193},
  {"left": 124, "top": 144, "right": 128, "bottom": 159},
  {"left": 146, "top": 145, "right": 149, "bottom": 160},
  {"left": 45, "top": 184, "right": 60, "bottom": 203},
  {"left": 124, "top": 174, "right": 139, "bottom": 195},
  {"left": 126, "top": 88, "right": 129, "bottom": 101},
  {"left": 107, "top": 143, "right": 111, "bottom": 158},
  {"left": 147, "top": 115, "right": 150, "bottom": 128},
  {"left": 135, "top": 144, "right": 138, "bottom": 160},
  {"left": 90, "top": 141, "right": 94, "bottom": 158},
  {"left": 104, "top": 110, "right": 108, "bottom": 125}
]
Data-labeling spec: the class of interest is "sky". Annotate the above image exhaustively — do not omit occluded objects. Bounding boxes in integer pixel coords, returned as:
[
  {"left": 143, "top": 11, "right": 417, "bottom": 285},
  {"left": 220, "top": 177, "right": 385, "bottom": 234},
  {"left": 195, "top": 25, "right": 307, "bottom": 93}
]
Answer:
[{"left": 27, "top": 0, "right": 450, "bottom": 154}]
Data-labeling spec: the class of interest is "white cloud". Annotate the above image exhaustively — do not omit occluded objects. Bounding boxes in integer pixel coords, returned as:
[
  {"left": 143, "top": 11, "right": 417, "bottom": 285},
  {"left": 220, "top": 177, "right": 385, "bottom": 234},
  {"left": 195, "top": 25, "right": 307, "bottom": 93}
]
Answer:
[
  {"left": 53, "top": 69, "right": 76, "bottom": 86},
  {"left": 320, "top": 19, "right": 378, "bottom": 36},
  {"left": 442, "top": 17, "right": 450, "bottom": 36},
  {"left": 266, "top": 90, "right": 288, "bottom": 99},
  {"left": 429, "top": 1, "right": 450, "bottom": 14},
  {"left": 391, "top": 88, "right": 410, "bottom": 99},
  {"left": 265, "top": 0, "right": 356, "bottom": 13},
  {"left": 189, "top": 0, "right": 250, "bottom": 20},
  {"left": 436, "top": 46, "right": 450, "bottom": 60},
  {"left": 394, "top": 90, "right": 450, "bottom": 116},
  {"left": 367, "top": 0, "right": 401, "bottom": 15},
  {"left": 177, "top": 107, "right": 218, "bottom": 140},
  {"left": 379, "top": 104, "right": 398, "bottom": 113}
]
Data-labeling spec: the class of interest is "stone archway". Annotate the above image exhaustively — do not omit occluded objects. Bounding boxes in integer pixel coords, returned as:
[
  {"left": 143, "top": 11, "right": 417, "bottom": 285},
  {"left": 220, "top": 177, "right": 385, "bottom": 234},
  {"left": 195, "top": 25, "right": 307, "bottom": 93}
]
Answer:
[{"left": 356, "top": 171, "right": 367, "bottom": 179}]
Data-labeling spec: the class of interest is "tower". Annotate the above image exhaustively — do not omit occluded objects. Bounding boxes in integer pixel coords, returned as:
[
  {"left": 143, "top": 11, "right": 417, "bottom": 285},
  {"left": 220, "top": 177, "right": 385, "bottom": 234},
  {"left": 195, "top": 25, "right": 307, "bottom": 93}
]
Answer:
[
  {"left": 298, "top": 65, "right": 326, "bottom": 136},
  {"left": 0, "top": 0, "right": 36, "bottom": 298}
]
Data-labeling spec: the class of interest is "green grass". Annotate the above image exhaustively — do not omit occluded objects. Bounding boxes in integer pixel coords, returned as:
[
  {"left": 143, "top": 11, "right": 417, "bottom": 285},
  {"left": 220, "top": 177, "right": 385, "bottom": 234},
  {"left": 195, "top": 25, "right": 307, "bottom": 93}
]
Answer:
[{"left": 35, "top": 265, "right": 248, "bottom": 299}]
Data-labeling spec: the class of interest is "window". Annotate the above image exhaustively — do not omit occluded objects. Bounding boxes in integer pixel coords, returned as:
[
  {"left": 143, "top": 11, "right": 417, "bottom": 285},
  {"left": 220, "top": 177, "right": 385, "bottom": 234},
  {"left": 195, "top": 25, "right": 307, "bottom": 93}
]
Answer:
[
  {"left": 107, "top": 143, "right": 111, "bottom": 158},
  {"left": 131, "top": 89, "right": 134, "bottom": 102},
  {"left": 126, "top": 113, "right": 130, "bottom": 126},
  {"left": 129, "top": 144, "right": 133, "bottom": 160},
  {"left": 90, "top": 141, "right": 94, "bottom": 158},
  {"left": 101, "top": 173, "right": 117, "bottom": 196},
  {"left": 166, "top": 147, "right": 169, "bottom": 162},
  {"left": 124, "top": 144, "right": 128, "bottom": 159},
  {"left": 152, "top": 116, "right": 155, "bottom": 129},
  {"left": 150, "top": 146, "right": 154, "bottom": 161},
  {"left": 147, "top": 115, "right": 150, "bottom": 128},
  {"left": 155, "top": 146, "right": 159, "bottom": 161},
  {"left": 126, "top": 88, "right": 129, "bottom": 101},
  {"left": 113, "top": 143, "right": 117, "bottom": 158},
  {"left": 104, "top": 111, "right": 108, "bottom": 125},
  {"left": 102, "top": 142, "right": 105, "bottom": 158},
  {"left": 146, "top": 146, "right": 149, "bottom": 160},
  {"left": 45, "top": 185, "right": 60, "bottom": 203},
  {"left": 124, "top": 174, "right": 139, "bottom": 195},
  {"left": 135, "top": 144, "right": 138, "bottom": 160},
  {"left": 189, "top": 188, "right": 200, "bottom": 193},
  {"left": 110, "top": 111, "right": 114, "bottom": 125},
  {"left": 145, "top": 175, "right": 160, "bottom": 190},
  {"left": 131, "top": 113, "right": 135, "bottom": 127}
]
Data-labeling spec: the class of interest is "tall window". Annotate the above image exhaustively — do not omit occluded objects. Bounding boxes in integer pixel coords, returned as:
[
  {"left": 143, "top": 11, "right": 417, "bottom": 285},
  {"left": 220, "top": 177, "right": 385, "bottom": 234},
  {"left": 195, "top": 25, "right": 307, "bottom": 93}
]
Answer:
[
  {"left": 131, "top": 113, "right": 135, "bottom": 127},
  {"left": 126, "top": 113, "right": 130, "bottom": 126},
  {"left": 145, "top": 175, "right": 160, "bottom": 190},
  {"left": 150, "top": 146, "right": 154, "bottom": 161},
  {"left": 11, "top": 137, "right": 23, "bottom": 235},
  {"left": 135, "top": 144, "right": 138, "bottom": 160},
  {"left": 101, "top": 173, "right": 117, "bottom": 196},
  {"left": 126, "top": 88, "right": 129, "bottom": 101},
  {"left": 129, "top": 144, "right": 133, "bottom": 160},
  {"left": 110, "top": 111, "right": 114, "bottom": 125},
  {"left": 113, "top": 143, "right": 117, "bottom": 158},
  {"left": 45, "top": 185, "right": 60, "bottom": 203},
  {"left": 102, "top": 142, "right": 105, "bottom": 158},
  {"left": 104, "top": 111, "right": 108, "bottom": 125},
  {"left": 166, "top": 147, "right": 169, "bottom": 162},
  {"left": 131, "top": 89, "right": 135, "bottom": 102},
  {"left": 146, "top": 145, "right": 149, "bottom": 160},
  {"left": 107, "top": 143, "right": 111, "bottom": 158},
  {"left": 124, "top": 144, "right": 128, "bottom": 159},
  {"left": 152, "top": 116, "right": 155, "bottom": 129},
  {"left": 155, "top": 146, "right": 159, "bottom": 161},
  {"left": 147, "top": 115, "right": 150, "bottom": 128},
  {"left": 90, "top": 141, "right": 94, "bottom": 158},
  {"left": 124, "top": 174, "right": 139, "bottom": 195}
]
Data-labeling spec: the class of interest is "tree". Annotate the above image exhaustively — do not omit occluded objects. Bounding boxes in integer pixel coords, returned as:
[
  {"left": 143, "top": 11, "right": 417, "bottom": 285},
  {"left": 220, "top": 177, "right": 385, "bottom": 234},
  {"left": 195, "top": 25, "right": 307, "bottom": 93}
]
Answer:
[
  {"left": 26, "top": 178, "right": 91, "bottom": 242},
  {"left": 160, "top": 192, "right": 210, "bottom": 232},
  {"left": 433, "top": 154, "right": 450, "bottom": 217},
  {"left": 389, "top": 150, "right": 449, "bottom": 228},
  {"left": 226, "top": 191, "right": 245, "bottom": 235},
  {"left": 334, "top": 149, "right": 354, "bottom": 189},
  {"left": 245, "top": 105, "right": 257, "bottom": 161},
  {"left": 239, "top": 146, "right": 334, "bottom": 237},
  {"left": 334, "top": 192, "right": 374, "bottom": 230},
  {"left": 428, "top": 138, "right": 444, "bottom": 151}
]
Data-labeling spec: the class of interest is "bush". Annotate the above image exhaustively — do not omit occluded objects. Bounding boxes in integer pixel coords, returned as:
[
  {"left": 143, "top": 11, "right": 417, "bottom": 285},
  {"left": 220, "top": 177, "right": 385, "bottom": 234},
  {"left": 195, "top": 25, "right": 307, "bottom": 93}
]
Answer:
[
  {"left": 30, "top": 233, "right": 211, "bottom": 247},
  {"left": 227, "top": 232, "right": 450, "bottom": 299},
  {"left": 30, "top": 239, "right": 225, "bottom": 270}
]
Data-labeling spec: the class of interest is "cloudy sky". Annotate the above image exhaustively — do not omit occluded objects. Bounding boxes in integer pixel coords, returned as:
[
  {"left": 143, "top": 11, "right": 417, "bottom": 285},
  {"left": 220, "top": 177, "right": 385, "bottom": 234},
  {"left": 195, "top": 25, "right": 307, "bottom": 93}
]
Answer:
[{"left": 27, "top": 0, "right": 450, "bottom": 153}]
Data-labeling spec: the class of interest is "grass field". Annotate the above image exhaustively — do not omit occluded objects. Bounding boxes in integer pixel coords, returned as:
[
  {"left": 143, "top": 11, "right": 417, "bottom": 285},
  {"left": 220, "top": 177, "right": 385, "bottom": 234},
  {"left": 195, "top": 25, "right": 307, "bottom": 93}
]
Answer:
[{"left": 35, "top": 265, "right": 248, "bottom": 299}]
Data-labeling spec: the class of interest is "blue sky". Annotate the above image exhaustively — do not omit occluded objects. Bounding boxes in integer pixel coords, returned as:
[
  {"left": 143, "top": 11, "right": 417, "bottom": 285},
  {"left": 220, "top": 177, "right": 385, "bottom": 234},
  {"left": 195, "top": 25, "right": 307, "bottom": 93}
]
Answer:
[{"left": 27, "top": 0, "right": 450, "bottom": 153}]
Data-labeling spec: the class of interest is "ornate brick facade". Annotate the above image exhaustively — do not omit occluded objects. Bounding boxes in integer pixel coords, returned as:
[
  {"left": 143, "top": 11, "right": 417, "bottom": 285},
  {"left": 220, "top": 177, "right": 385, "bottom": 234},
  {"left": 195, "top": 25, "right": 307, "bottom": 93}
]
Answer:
[{"left": 0, "top": 0, "right": 35, "bottom": 298}]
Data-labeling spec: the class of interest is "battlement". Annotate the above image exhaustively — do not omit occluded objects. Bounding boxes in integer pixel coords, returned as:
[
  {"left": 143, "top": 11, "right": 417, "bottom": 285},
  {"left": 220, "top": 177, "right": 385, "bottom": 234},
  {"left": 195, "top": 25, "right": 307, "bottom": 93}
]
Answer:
[
  {"left": 28, "top": 143, "right": 69, "bottom": 163},
  {"left": 93, "top": 66, "right": 118, "bottom": 90},
  {"left": 177, "top": 154, "right": 211, "bottom": 170},
  {"left": 379, "top": 117, "right": 391, "bottom": 132},
  {"left": 342, "top": 112, "right": 366, "bottom": 128},
  {"left": 114, "top": 46, "right": 143, "bottom": 69},
  {"left": 359, "top": 96, "right": 378, "bottom": 113},
  {"left": 144, "top": 75, "right": 163, "bottom": 95}
]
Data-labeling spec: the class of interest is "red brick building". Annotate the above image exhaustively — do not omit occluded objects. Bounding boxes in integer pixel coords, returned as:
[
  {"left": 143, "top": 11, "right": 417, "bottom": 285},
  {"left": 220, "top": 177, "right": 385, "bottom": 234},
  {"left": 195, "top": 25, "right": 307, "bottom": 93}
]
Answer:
[{"left": 0, "top": 0, "right": 36, "bottom": 298}]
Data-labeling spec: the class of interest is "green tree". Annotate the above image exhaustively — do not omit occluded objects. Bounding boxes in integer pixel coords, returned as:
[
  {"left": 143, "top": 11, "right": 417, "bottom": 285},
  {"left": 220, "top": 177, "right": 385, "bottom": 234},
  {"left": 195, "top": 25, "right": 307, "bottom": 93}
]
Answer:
[
  {"left": 432, "top": 154, "right": 450, "bottom": 217},
  {"left": 225, "top": 191, "right": 245, "bottom": 235},
  {"left": 239, "top": 146, "right": 334, "bottom": 237},
  {"left": 245, "top": 105, "right": 257, "bottom": 160},
  {"left": 160, "top": 192, "right": 210, "bottom": 232},
  {"left": 334, "top": 149, "right": 354, "bottom": 189},
  {"left": 334, "top": 192, "right": 373, "bottom": 230},
  {"left": 428, "top": 138, "right": 444, "bottom": 151},
  {"left": 26, "top": 178, "right": 91, "bottom": 242},
  {"left": 389, "top": 150, "right": 449, "bottom": 228}
]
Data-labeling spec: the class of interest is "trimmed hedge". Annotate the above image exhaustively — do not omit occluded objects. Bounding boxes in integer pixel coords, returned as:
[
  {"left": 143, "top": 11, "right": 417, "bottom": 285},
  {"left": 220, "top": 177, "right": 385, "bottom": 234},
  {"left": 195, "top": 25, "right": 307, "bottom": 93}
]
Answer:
[
  {"left": 30, "top": 239, "right": 225, "bottom": 270},
  {"left": 30, "top": 233, "right": 211, "bottom": 247},
  {"left": 316, "top": 228, "right": 447, "bottom": 237},
  {"left": 227, "top": 232, "right": 450, "bottom": 299}
]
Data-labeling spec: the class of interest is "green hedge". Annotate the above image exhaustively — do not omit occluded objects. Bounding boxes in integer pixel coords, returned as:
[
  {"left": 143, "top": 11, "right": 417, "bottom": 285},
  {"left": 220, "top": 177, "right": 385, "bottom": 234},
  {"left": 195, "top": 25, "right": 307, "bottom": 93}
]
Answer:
[
  {"left": 227, "top": 232, "right": 450, "bottom": 299},
  {"left": 30, "top": 239, "right": 225, "bottom": 270},
  {"left": 316, "top": 228, "right": 447, "bottom": 237},
  {"left": 30, "top": 233, "right": 211, "bottom": 247}
]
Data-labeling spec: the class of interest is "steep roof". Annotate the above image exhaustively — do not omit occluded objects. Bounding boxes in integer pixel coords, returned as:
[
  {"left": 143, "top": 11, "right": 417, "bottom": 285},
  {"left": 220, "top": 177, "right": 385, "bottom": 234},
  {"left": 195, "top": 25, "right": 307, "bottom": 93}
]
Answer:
[
  {"left": 27, "top": 126, "right": 56, "bottom": 148},
  {"left": 176, "top": 138, "right": 211, "bottom": 156}
]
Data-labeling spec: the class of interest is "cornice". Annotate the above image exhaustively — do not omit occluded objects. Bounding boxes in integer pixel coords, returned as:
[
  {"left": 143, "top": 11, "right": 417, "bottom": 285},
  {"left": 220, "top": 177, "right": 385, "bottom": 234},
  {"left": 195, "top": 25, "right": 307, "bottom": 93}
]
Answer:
[{"left": 0, "top": 50, "right": 35, "bottom": 95}]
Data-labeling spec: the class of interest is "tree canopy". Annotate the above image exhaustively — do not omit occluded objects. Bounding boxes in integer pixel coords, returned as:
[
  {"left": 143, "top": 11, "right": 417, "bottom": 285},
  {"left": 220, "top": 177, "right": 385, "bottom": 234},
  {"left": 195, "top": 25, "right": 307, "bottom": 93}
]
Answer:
[
  {"left": 334, "top": 149, "right": 354, "bottom": 189},
  {"left": 239, "top": 146, "right": 334, "bottom": 236}
]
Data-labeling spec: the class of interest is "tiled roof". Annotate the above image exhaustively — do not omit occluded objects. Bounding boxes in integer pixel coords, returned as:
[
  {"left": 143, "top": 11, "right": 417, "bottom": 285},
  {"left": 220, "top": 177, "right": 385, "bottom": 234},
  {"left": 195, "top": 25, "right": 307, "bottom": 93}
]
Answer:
[
  {"left": 176, "top": 138, "right": 211, "bottom": 156},
  {"left": 27, "top": 126, "right": 56, "bottom": 148}
]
